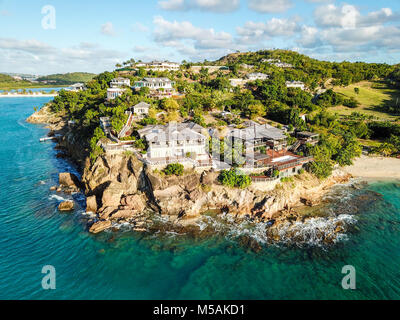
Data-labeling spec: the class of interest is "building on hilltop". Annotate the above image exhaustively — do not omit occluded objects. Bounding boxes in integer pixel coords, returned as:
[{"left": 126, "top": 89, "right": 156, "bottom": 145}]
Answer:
[
  {"left": 246, "top": 73, "right": 269, "bottom": 81},
  {"left": 107, "top": 87, "right": 127, "bottom": 100},
  {"left": 286, "top": 81, "right": 305, "bottom": 90},
  {"left": 138, "top": 122, "right": 211, "bottom": 167},
  {"left": 135, "top": 61, "right": 180, "bottom": 71},
  {"left": 222, "top": 121, "right": 313, "bottom": 176},
  {"left": 66, "top": 83, "right": 85, "bottom": 92},
  {"left": 128, "top": 102, "right": 150, "bottom": 118},
  {"left": 110, "top": 77, "right": 131, "bottom": 88},
  {"left": 132, "top": 77, "right": 176, "bottom": 98}
]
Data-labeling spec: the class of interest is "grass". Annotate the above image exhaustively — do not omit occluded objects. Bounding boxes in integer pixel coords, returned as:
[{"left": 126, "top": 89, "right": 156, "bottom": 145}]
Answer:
[{"left": 329, "top": 81, "right": 400, "bottom": 121}]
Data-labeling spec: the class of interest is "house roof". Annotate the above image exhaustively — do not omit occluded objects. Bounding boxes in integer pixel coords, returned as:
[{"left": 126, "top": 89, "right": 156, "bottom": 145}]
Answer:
[
  {"left": 297, "top": 131, "right": 319, "bottom": 138},
  {"left": 138, "top": 122, "right": 208, "bottom": 143},
  {"left": 247, "top": 72, "right": 269, "bottom": 78},
  {"left": 141, "top": 77, "right": 173, "bottom": 83},
  {"left": 133, "top": 102, "right": 150, "bottom": 109},
  {"left": 226, "top": 121, "right": 286, "bottom": 141}
]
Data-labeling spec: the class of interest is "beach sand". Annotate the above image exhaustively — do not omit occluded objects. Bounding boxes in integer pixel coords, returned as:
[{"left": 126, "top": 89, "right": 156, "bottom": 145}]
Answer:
[{"left": 342, "top": 155, "right": 400, "bottom": 180}]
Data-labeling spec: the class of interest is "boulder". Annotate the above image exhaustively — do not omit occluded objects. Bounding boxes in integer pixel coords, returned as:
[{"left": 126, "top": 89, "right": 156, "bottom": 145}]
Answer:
[
  {"left": 120, "top": 194, "right": 146, "bottom": 212},
  {"left": 201, "top": 170, "right": 219, "bottom": 185},
  {"left": 110, "top": 210, "right": 137, "bottom": 220},
  {"left": 182, "top": 174, "right": 200, "bottom": 192},
  {"left": 86, "top": 195, "right": 98, "bottom": 213},
  {"left": 99, "top": 206, "right": 118, "bottom": 219},
  {"left": 89, "top": 220, "right": 112, "bottom": 234},
  {"left": 58, "top": 201, "right": 74, "bottom": 212},
  {"left": 59, "top": 173, "right": 81, "bottom": 189},
  {"left": 101, "top": 182, "right": 124, "bottom": 207}
]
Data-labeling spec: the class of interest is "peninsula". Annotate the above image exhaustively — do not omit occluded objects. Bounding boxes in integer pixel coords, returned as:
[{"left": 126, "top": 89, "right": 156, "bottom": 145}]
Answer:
[{"left": 27, "top": 50, "right": 400, "bottom": 244}]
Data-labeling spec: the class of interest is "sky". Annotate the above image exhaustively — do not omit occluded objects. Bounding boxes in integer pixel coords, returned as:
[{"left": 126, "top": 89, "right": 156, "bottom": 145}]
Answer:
[{"left": 0, "top": 0, "right": 399, "bottom": 75}]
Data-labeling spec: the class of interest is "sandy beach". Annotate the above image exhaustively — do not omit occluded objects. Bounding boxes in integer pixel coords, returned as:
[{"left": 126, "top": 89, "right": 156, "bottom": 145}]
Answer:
[{"left": 342, "top": 155, "right": 400, "bottom": 180}]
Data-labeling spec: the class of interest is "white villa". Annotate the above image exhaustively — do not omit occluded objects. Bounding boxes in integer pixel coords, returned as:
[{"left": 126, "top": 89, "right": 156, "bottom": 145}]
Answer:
[
  {"left": 229, "top": 78, "right": 247, "bottom": 87},
  {"left": 263, "top": 59, "right": 293, "bottom": 68},
  {"left": 111, "top": 77, "right": 131, "bottom": 88},
  {"left": 246, "top": 73, "right": 269, "bottom": 81},
  {"left": 67, "top": 83, "right": 85, "bottom": 92},
  {"left": 138, "top": 122, "right": 210, "bottom": 166},
  {"left": 286, "top": 81, "right": 306, "bottom": 90},
  {"left": 136, "top": 61, "right": 180, "bottom": 71},
  {"left": 133, "top": 78, "right": 175, "bottom": 97},
  {"left": 129, "top": 102, "right": 150, "bottom": 117},
  {"left": 107, "top": 88, "right": 127, "bottom": 100}
]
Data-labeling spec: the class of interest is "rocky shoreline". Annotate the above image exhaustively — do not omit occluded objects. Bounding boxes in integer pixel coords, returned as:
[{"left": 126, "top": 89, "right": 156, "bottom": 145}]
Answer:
[{"left": 27, "top": 106, "right": 355, "bottom": 245}]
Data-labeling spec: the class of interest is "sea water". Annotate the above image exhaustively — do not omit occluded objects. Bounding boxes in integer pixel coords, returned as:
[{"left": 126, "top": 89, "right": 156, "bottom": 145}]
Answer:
[{"left": 0, "top": 97, "right": 400, "bottom": 300}]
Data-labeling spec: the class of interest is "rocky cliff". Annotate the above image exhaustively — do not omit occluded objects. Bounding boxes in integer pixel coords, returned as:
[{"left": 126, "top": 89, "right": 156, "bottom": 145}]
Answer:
[
  {"left": 27, "top": 105, "right": 353, "bottom": 239},
  {"left": 83, "top": 152, "right": 351, "bottom": 234}
]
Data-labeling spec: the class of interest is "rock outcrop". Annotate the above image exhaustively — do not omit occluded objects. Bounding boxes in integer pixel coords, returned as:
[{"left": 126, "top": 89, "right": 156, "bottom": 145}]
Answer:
[
  {"left": 58, "top": 201, "right": 75, "bottom": 212},
  {"left": 81, "top": 150, "right": 352, "bottom": 234},
  {"left": 89, "top": 220, "right": 112, "bottom": 234}
]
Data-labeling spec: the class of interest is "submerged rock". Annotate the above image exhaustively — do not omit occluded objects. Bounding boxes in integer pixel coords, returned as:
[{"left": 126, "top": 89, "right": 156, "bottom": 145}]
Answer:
[{"left": 89, "top": 220, "right": 112, "bottom": 234}]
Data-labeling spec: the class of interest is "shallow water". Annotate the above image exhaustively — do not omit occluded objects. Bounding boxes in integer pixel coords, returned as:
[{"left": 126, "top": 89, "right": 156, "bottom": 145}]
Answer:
[{"left": 1, "top": 98, "right": 400, "bottom": 300}]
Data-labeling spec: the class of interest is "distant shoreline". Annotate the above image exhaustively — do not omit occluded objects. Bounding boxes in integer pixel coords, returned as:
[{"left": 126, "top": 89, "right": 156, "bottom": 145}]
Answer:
[
  {"left": 0, "top": 94, "right": 58, "bottom": 98},
  {"left": 342, "top": 155, "right": 400, "bottom": 181}
]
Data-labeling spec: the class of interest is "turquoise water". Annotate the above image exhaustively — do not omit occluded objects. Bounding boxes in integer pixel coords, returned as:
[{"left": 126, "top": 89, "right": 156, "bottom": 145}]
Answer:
[
  {"left": 1, "top": 98, "right": 400, "bottom": 300},
  {"left": 0, "top": 87, "right": 64, "bottom": 93}
]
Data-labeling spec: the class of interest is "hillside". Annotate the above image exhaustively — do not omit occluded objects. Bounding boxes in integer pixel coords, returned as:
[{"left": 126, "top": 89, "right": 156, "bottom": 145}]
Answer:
[
  {"left": 329, "top": 81, "right": 400, "bottom": 121},
  {"left": 0, "top": 73, "right": 40, "bottom": 90},
  {"left": 36, "top": 72, "right": 96, "bottom": 85}
]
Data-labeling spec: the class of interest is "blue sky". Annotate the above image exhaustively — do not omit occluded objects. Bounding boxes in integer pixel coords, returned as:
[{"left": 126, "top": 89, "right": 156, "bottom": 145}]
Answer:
[{"left": 0, "top": 0, "right": 399, "bottom": 75}]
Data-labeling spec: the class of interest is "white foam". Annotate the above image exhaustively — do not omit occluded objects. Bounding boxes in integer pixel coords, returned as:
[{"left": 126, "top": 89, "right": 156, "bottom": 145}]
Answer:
[{"left": 49, "top": 194, "right": 68, "bottom": 202}]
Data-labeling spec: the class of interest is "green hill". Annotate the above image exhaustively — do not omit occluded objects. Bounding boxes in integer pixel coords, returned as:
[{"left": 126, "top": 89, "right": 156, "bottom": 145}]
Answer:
[
  {"left": 37, "top": 72, "right": 96, "bottom": 85},
  {"left": 0, "top": 74, "right": 40, "bottom": 90}
]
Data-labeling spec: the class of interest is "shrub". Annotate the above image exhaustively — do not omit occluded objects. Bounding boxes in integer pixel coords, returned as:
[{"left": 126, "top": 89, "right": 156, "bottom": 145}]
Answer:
[
  {"left": 218, "top": 169, "right": 252, "bottom": 189},
  {"left": 163, "top": 163, "right": 184, "bottom": 176},
  {"left": 343, "top": 97, "right": 360, "bottom": 108}
]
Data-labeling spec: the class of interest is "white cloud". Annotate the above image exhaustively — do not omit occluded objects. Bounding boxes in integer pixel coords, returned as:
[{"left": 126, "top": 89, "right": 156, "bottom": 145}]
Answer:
[
  {"left": 158, "top": 0, "right": 239, "bottom": 13},
  {"left": 0, "top": 38, "right": 125, "bottom": 74},
  {"left": 236, "top": 18, "right": 300, "bottom": 44},
  {"left": 101, "top": 22, "right": 116, "bottom": 36},
  {"left": 248, "top": 0, "right": 292, "bottom": 13},
  {"left": 299, "top": 4, "right": 400, "bottom": 56}
]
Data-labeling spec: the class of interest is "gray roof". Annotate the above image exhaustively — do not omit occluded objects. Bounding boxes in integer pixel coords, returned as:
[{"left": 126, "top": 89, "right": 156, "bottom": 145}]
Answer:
[
  {"left": 138, "top": 122, "right": 208, "bottom": 143},
  {"left": 133, "top": 102, "right": 150, "bottom": 109},
  {"left": 226, "top": 121, "right": 286, "bottom": 141},
  {"left": 142, "top": 77, "right": 173, "bottom": 84}
]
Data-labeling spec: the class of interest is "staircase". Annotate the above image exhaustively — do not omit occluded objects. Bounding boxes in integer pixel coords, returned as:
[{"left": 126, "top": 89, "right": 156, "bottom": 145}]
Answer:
[
  {"left": 291, "top": 140, "right": 302, "bottom": 152},
  {"left": 118, "top": 112, "right": 134, "bottom": 138}
]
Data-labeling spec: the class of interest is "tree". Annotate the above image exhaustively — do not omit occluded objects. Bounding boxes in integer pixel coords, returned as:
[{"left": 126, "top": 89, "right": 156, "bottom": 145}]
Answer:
[
  {"left": 162, "top": 98, "right": 180, "bottom": 111},
  {"left": 164, "top": 163, "right": 184, "bottom": 176},
  {"left": 218, "top": 170, "right": 252, "bottom": 189},
  {"left": 246, "top": 103, "right": 265, "bottom": 119},
  {"left": 354, "top": 87, "right": 360, "bottom": 94}
]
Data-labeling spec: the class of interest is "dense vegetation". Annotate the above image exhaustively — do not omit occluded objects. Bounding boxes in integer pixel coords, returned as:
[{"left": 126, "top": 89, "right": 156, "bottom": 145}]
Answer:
[
  {"left": 163, "top": 163, "right": 184, "bottom": 176},
  {"left": 218, "top": 170, "right": 252, "bottom": 189},
  {"left": 45, "top": 49, "right": 400, "bottom": 175},
  {"left": 0, "top": 74, "right": 48, "bottom": 90},
  {"left": 37, "top": 72, "right": 96, "bottom": 85}
]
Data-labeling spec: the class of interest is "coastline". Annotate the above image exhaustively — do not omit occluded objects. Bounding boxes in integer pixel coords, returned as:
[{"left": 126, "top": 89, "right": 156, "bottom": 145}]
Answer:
[
  {"left": 342, "top": 155, "right": 400, "bottom": 181},
  {"left": 0, "top": 94, "right": 58, "bottom": 98}
]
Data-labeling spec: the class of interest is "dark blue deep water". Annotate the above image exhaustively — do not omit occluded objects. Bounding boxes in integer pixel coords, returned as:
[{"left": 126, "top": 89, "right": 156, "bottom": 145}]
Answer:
[{"left": 1, "top": 97, "right": 400, "bottom": 300}]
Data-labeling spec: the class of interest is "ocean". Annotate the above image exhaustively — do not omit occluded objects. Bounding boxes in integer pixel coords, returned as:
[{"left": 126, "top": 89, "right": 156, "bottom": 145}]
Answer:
[{"left": 0, "top": 97, "right": 400, "bottom": 300}]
